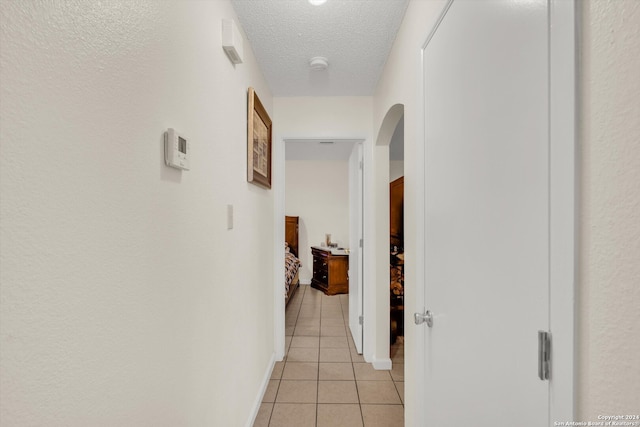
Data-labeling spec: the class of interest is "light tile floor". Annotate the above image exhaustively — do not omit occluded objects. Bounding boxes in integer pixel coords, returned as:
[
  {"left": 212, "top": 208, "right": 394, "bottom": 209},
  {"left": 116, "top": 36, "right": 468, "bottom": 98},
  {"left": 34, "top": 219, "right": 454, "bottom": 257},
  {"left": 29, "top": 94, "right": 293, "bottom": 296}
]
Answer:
[{"left": 254, "top": 285, "right": 404, "bottom": 427}]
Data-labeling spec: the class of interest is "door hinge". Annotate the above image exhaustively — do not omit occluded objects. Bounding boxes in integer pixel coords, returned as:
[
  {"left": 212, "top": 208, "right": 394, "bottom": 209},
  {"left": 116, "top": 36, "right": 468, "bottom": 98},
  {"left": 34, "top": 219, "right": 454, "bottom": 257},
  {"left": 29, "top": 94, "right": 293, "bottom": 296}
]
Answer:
[
  {"left": 359, "top": 238, "right": 363, "bottom": 248},
  {"left": 359, "top": 315, "right": 364, "bottom": 326},
  {"left": 538, "top": 330, "right": 551, "bottom": 381},
  {"left": 359, "top": 160, "right": 363, "bottom": 170}
]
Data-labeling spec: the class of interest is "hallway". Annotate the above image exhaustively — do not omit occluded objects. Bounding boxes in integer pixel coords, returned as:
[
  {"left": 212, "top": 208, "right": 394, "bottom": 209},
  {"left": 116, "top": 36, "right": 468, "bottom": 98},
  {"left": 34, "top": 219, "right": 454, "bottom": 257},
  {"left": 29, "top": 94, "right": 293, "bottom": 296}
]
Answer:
[{"left": 254, "top": 286, "right": 404, "bottom": 427}]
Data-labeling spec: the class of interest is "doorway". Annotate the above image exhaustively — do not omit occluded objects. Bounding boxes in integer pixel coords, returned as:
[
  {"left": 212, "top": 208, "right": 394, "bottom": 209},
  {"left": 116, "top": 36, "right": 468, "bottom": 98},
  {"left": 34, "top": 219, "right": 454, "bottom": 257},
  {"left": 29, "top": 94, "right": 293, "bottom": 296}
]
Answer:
[
  {"left": 275, "top": 138, "right": 365, "bottom": 362},
  {"left": 372, "top": 104, "right": 404, "bottom": 370}
]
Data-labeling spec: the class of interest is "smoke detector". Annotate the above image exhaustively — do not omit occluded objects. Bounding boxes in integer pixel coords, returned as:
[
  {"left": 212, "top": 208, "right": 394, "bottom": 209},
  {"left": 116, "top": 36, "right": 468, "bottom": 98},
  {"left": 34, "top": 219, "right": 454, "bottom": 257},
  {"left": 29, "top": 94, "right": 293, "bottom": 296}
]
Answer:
[{"left": 309, "top": 56, "right": 329, "bottom": 71}]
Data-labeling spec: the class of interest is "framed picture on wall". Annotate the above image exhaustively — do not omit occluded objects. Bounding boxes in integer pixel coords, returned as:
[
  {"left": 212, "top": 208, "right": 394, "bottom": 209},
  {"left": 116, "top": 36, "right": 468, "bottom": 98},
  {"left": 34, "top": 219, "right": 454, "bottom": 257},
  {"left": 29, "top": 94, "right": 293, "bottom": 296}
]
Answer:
[{"left": 247, "top": 87, "right": 272, "bottom": 189}]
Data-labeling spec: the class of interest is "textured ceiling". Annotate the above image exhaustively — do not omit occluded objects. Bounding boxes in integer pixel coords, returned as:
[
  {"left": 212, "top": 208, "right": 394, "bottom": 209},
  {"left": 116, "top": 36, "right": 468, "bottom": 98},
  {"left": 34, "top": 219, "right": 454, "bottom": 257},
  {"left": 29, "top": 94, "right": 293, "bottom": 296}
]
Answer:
[{"left": 231, "top": 0, "right": 409, "bottom": 96}]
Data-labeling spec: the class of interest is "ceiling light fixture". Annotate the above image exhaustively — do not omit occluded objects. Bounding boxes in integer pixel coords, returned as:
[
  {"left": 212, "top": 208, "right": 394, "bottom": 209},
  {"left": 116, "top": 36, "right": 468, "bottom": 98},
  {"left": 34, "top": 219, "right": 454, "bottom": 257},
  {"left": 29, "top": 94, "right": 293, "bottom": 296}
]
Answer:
[
  {"left": 309, "top": 56, "right": 329, "bottom": 71},
  {"left": 308, "top": 0, "right": 327, "bottom": 5}
]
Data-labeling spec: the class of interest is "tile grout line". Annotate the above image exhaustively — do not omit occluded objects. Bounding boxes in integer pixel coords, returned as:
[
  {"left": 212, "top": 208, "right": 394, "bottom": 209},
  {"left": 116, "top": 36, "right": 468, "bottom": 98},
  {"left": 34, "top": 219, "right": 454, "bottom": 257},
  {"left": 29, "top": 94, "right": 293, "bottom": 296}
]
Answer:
[{"left": 315, "top": 289, "right": 322, "bottom": 426}]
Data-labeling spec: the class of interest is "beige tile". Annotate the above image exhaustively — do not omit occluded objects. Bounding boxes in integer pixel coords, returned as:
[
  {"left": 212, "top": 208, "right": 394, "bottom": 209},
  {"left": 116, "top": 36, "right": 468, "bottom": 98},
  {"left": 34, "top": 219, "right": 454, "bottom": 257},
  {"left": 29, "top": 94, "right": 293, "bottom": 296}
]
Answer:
[
  {"left": 253, "top": 402, "right": 273, "bottom": 427},
  {"left": 269, "top": 403, "right": 316, "bottom": 427},
  {"left": 318, "top": 362, "right": 355, "bottom": 380},
  {"left": 302, "top": 296, "right": 322, "bottom": 304},
  {"left": 353, "top": 363, "right": 392, "bottom": 381},
  {"left": 390, "top": 346, "right": 404, "bottom": 362},
  {"left": 347, "top": 334, "right": 357, "bottom": 349},
  {"left": 296, "top": 318, "right": 321, "bottom": 328},
  {"left": 262, "top": 379, "right": 279, "bottom": 402},
  {"left": 275, "top": 380, "right": 318, "bottom": 403},
  {"left": 320, "top": 336, "right": 349, "bottom": 349},
  {"left": 322, "top": 301, "right": 342, "bottom": 308},
  {"left": 321, "top": 309, "right": 344, "bottom": 319},
  {"left": 361, "top": 404, "right": 404, "bottom": 427},
  {"left": 304, "top": 289, "right": 322, "bottom": 298},
  {"left": 357, "top": 381, "right": 402, "bottom": 404},
  {"left": 286, "top": 303, "right": 301, "bottom": 313},
  {"left": 285, "top": 316, "right": 298, "bottom": 326},
  {"left": 321, "top": 325, "right": 347, "bottom": 337},
  {"left": 285, "top": 325, "right": 295, "bottom": 336},
  {"left": 350, "top": 352, "right": 366, "bottom": 363},
  {"left": 298, "top": 309, "right": 321, "bottom": 318},
  {"left": 294, "top": 325, "right": 320, "bottom": 336},
  {"left": 271, "top": 361, "right": 284, "bottom": 380},
  {"left": 300, "top": 310, "right": 321, "bottom": 317},
  {"left": 282, "top": 362, "right": 318, "bottom": 380},
  {"left": 319, "top": 348, "right": 352, "bottom": 363},
  {"left": 317, "top": 404, "right": 363, "bottom": 427},
  {"left": 284, "top": 336, "right": 292, "bottom": 352},
  {"left": 318, "top": 380, "right": 359, "bottom": 404},
  {"left": 287, "top": 347, "right": 319, "bottom": 363},
  {"left": 320, "top": 317, "right": 345, "bottom": 327},
  {"left": 395, "top": 381, "right": 405, "bottom": 404},
  {"left": 287, "top": 305, "right": 299, "bottom": 311},
  {"left": 390, "top": 363, "right": 404, "bottom": 381},
  {"left": 290, "top": 336, "right": 320, "bottom": 349}
]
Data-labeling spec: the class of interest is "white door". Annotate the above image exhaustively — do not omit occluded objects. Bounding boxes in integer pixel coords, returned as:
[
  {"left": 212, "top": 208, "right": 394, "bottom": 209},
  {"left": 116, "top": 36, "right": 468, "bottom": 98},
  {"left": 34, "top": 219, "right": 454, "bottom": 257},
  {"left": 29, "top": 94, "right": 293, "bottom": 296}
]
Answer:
[
  {"left": 349, "top": 142, "right": 364, "bottom": 353},
  {"left": 421, "top": 0, "right": 551, "bottom": 424}
]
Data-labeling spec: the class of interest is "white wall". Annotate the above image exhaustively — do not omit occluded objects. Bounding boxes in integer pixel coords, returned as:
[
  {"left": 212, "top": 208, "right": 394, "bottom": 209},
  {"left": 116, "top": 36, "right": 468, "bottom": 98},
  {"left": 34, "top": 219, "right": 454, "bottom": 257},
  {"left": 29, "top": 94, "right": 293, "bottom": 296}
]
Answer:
[
  {"left": 578, "top": 0, "right": 640, "bottom": 418},
  {"left": 0, "top": 2, "right": 274, "bottom": 426},
  {"left": 274, "top": 97, "right": 373, "bottom": 140},
  {"left": 285, "top": 160, "right": 349, "bottom": 284},
  {"left": 389, "top": 161, "right": 404, "bottom": 182}
]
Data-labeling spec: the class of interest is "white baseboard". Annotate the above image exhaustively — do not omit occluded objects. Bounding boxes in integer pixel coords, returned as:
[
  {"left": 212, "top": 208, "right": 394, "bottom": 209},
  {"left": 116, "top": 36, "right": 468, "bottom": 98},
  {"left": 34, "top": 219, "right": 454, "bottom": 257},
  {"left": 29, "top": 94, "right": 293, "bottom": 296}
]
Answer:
[
  {"left": 372, "top": 357, "right": 392, "bottom": 370},
  {"left": 245, "top": 352, "right": 276, "bottom": 427},
  {"left": 300, "top": 278, "right": 311, "bottom": 285}
]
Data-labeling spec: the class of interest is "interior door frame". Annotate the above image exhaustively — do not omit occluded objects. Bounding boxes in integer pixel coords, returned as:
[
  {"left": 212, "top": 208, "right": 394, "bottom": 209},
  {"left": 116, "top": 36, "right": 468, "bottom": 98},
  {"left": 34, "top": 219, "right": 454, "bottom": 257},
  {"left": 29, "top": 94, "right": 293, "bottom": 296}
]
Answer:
[
  {"left": 349, "top": 142, "right": 365, "bottom": 353},
  {"left": 274, "top": 137, "right": 367, "bottom": 361},
  {"left": 411, "top": 0, "right": 576, "bottom": 424}
]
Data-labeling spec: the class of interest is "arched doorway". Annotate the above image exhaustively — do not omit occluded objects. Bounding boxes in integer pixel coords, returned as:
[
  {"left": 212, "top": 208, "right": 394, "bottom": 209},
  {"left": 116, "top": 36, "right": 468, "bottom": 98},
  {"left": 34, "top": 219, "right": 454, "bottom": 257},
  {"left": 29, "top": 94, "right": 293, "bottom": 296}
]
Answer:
[{"left": 369, "top": 104, "right": 404, "bottom": 368}]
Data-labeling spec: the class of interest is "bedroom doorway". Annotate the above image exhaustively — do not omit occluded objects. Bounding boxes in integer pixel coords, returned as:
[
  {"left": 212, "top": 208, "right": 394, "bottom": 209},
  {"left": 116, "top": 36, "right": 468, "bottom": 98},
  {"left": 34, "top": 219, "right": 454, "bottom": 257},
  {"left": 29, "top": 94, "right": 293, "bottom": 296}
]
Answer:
[{"left": 281, "top": 137, "right": 365, "bottom": 354}]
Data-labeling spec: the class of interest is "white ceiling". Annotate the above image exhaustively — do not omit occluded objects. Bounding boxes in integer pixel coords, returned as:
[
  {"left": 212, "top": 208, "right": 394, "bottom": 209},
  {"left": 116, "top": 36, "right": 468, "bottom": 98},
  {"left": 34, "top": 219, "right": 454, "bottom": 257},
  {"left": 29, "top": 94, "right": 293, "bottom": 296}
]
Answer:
[{"left": 230, "top": 0, "right": 409, "bottom": 97}]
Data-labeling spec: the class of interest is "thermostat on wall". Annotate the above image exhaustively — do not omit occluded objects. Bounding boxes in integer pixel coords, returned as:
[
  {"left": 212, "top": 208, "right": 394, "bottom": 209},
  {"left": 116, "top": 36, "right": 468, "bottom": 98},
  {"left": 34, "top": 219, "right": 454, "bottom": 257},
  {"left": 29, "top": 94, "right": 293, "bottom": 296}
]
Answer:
[{"left": 164, "top": 128, "right": 190, "bottom": 170}]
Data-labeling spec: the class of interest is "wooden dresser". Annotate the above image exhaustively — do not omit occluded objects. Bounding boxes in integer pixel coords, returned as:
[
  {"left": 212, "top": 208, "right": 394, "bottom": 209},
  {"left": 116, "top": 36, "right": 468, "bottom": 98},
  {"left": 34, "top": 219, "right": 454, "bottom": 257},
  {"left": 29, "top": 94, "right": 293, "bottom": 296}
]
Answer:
[
  {"left": 311, "top": 247, "right": 349, "bottom": 296},
  {"left": 390, "top": 176, "right": 404, "bottom": 249}
]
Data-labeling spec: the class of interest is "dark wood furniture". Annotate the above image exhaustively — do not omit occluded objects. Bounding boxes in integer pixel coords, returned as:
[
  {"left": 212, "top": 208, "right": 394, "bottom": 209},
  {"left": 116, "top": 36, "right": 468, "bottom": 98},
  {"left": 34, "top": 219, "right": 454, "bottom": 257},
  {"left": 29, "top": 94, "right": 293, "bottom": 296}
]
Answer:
[
  {"left": 285, "top": 216, "right": 299, "bottom": 257},
  {"left": 311, "top": 247, "right": 349, "bottom": 296},
  {"left": 390, "top": 177, "right": 405, "bottom": 343},
  {"left": 285, "top": 216, "right": 300, "bottom": 304},
  {"left": 390, "top": 176, "right": 404, "bottom": 249}
]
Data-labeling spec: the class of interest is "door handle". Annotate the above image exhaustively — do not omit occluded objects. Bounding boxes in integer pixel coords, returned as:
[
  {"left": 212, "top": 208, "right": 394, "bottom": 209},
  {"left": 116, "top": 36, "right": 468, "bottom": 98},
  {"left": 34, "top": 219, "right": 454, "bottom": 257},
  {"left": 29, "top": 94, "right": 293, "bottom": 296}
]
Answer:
[
  {"left": 414, "top": 310, "right": 433, "bottom": 327},
  {"left": 538, "top": 330, "right": 550, "bottom": 380}
]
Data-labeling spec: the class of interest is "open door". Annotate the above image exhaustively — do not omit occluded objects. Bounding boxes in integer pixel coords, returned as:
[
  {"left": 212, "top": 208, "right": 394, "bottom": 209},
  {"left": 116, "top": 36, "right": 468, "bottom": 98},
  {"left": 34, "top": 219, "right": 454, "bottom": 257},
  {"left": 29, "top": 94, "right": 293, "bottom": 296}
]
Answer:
[{"left": 349, "top": 142, "right": 364, "bottom": 353}]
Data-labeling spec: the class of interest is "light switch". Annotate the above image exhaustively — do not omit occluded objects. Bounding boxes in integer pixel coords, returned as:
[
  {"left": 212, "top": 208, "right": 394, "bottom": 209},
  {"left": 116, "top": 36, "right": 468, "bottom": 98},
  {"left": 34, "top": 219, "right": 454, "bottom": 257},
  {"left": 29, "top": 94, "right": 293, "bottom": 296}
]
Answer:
[{"left": 227, "top": 204, "right": 233, "bottom": 230}]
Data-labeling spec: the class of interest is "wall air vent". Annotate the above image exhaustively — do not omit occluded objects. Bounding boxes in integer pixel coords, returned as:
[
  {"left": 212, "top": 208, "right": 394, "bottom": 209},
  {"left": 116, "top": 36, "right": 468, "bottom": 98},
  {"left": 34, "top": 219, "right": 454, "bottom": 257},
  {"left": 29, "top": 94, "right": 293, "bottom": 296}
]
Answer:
[{"left": 222, "top": 19, "right": 244, "bottom": 64}]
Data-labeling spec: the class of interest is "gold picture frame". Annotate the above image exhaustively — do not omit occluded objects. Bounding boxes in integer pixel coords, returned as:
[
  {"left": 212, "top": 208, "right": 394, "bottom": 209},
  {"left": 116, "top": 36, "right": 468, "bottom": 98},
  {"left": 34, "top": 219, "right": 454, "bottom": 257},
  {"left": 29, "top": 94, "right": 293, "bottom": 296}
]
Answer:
[{"left": 247, "top": 87, "right": 272, "bottom": 188}]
